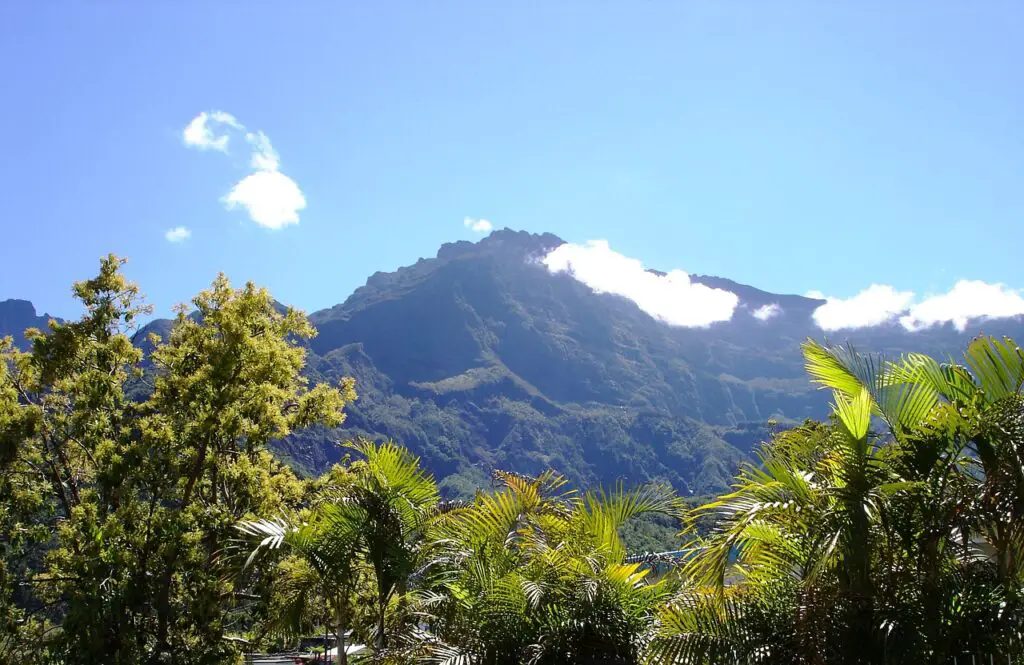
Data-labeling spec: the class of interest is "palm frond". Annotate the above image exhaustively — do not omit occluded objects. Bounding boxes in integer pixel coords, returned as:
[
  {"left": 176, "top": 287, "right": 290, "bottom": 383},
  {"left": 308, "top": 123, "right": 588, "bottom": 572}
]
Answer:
[
  {"left": 833, "top": 384, "right": 872, "bottom": 442},
  {"left": 964, "top": 336, "right": 1024, "bottom": 403}
]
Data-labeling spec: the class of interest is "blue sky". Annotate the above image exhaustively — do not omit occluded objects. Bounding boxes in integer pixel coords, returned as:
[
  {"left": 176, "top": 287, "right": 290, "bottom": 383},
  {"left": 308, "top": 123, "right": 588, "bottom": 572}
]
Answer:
[{"left": 2, "top": 2, "right": 1022, "bottom": 326}]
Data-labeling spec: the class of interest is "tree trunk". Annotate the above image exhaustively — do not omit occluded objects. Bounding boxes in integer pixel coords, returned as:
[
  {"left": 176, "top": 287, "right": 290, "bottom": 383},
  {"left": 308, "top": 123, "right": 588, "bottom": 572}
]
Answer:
[
  {"left": 377, "top": 595, "right": 386, "bottom": 651},
  {"left": 336, "top": 609, "right": 348, "bottom": 665}
]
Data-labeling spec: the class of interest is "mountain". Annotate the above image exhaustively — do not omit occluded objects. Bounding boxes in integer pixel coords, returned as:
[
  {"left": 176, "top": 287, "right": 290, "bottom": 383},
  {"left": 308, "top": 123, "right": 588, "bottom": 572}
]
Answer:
[
  {"left": 0, "top": 299, "right": 59, "bottom": 350},
  {"left": 4, "top": 230, "right": 1024, "bottom": 495}
]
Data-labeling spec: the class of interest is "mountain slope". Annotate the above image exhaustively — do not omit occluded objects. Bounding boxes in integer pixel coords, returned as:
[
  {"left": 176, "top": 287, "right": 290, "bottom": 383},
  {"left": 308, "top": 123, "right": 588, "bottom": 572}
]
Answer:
[
  {"left": 4, "top": 231, "right": 1023, "bottom": 495},
  {"left": 291, "top": 229, "right": 1024, "bottom": 494}
]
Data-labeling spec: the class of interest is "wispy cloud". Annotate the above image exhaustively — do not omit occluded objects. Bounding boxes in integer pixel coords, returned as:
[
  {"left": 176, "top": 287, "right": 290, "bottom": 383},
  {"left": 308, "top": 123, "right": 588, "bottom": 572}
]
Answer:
[
  {"left": 246, "top": 131, "right": 279, "bottom": 171},
  {"left": 165, "top": 226, "right": 191, "bottom": 243},
  {"left": 542, "top": 240, "right": 739, "bottom": 327},
  {"left": 182, "top": 111, "right": 242, "bottom": 152},
  {"left": 183, "top": 111, "right": 306, "bottom": 230},
  {"left": 464, "top": 217, "right": 493, "bottom": 233},
  {"left": 752, "top": 303, "right": 782, "bottom": 321}
]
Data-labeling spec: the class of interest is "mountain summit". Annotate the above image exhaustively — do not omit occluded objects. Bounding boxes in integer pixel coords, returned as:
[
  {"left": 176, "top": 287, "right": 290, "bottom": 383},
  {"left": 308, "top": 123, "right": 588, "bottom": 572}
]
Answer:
[{"left": 0, "top": 299, "right": 57, "bottom": 350}]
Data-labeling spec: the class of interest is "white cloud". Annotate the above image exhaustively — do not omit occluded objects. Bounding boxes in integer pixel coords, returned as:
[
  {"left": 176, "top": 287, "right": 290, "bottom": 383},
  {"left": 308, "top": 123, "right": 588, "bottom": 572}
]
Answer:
[
  {"left": 810, "top": 284, "right": 915, "bottom": 331},
  {"left": 183, "top": 110, "right": 307, "bottom": 230},
  {"left": 182, "top": 111, "right": 242, "bottom": 152},
  {"left": 900, "top": 280, "right": 1024, "bottom": 331},
  {"left": 541, "top": 240, "right": 739, "bottom": 327},
  {"left": 464, "top": 217, "right": 493, "bottom": 233},
  {"left": 752, "top": 303, "right": 782, "bottom": 321},
  {"left": 165, "top": 226, "right": 191, "bottom": 243},
  {"left": 530, "top": 236, "right": 1024, "bottom": 333},
  {"left": 810, "top": 280, "right": 1024, "bottom": 332},
  {"left": 223, "top": 170, "right": 306, "bottom": 230}
]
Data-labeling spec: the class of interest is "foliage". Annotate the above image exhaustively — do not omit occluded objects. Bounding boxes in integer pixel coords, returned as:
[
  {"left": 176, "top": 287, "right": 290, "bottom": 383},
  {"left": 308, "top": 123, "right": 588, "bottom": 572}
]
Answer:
[
  {"left": 5, "top": 252, "right": 1024, "bottom": 665},
  {"left": 236, "top": 439, "right": 440, "bottom": 663},
  {"left": 656, "top": 338, "right": 1024, "bottom": 664},
  {"left": 0, "top": 256, "right": 355, "bottom": 664}
]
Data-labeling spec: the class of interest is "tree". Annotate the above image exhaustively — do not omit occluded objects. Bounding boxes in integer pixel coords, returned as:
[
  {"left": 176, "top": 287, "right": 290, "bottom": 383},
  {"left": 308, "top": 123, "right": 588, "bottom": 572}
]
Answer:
[
  {"left": 0, "top": 256, "right": 356, "bottom": 664},
  {"left": 425, "top": 469, "right": 684, "bottom": 665},
  {"left": 652, "top": 337, "right": 1024, "bottom": 664},
  {"left": 237, "top": 439, "right": 440, "bottom": 662}
]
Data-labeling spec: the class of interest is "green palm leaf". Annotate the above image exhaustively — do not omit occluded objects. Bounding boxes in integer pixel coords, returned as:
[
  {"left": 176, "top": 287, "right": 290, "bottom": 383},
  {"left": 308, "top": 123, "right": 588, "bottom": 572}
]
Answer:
[{"left": 963, "top": 336, "right": 1024, "bottom": 403}]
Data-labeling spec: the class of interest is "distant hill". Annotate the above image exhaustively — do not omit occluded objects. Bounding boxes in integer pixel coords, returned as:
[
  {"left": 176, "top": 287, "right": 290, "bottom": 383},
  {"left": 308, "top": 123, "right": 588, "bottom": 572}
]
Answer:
[{"left": 4, "top": 230, "right": 1023, "bottom": 495}]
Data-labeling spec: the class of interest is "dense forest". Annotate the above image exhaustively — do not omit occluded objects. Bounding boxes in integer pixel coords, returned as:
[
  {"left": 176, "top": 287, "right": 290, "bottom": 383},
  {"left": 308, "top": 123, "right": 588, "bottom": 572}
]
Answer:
[{"left": 2, "top": 257, "right": 1024, "bottom": 663}]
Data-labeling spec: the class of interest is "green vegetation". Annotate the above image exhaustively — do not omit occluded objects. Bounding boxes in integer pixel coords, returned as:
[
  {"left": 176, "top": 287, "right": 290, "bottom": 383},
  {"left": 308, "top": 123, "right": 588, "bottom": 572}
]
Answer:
[
  {"left": 0, "top": 257, "right": 355, "bottom": 664},
  {"left": 2, "top": 256, "right": 1024, "bottom": 663},
  {"left": 658, "top": 338, "right": 1024, "bottom": 663}
]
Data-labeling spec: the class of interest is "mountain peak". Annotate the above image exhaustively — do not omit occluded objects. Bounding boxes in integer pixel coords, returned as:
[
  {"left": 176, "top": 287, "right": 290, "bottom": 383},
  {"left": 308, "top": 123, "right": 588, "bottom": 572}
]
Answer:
[
  {"left": 438, "top": 228, "right": 565, "bottom": 261},
  {"left": 0, "top": 298, "right": 41, "bottom": 319},
  {"left": 0, "top": 298, "right": 58, "bottom": 349},
  {"left": 315, "top": 230, "right": 566, "bottom": 322}
]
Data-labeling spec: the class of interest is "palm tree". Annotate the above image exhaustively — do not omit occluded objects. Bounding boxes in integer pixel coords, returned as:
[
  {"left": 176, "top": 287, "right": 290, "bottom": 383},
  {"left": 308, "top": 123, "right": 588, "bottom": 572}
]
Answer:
[
  {"left": 237, "top": 438, "right": 440, "bottom": 660},
  {"left": 235, "top": 489, "right": 366, "bottom": 663},
  {"left": 807, "top": 336, "right": 1024, "bottom": 585},
  {"left": 655, "top": 337, "right": 1024, "bottom": 664},
  {"left": 654, "top": 419, "right": 860, "bottom": 664},
  {"left": 424, "top": 470, "right": 683, "bottom": 665},
  {"left": 340, "top": 439, "right": 440, "bottom": 650}
]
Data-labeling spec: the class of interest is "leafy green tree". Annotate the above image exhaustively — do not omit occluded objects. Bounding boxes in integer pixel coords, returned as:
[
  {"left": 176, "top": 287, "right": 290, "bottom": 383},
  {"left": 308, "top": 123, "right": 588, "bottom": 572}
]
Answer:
[
  {"left": 0, "top": 337, "right": 54, "bottom": 662},
  {"left": 0, "top": 256, "right": 356, "bottom": 664}
]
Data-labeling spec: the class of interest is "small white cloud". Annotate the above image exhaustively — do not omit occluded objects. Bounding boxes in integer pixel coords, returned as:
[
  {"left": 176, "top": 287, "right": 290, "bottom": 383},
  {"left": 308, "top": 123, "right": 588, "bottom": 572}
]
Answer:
[
  {"left": 542, "top": 240, "right": 739, "bottom": 327},
  {"left": 900, "top": 280, "right": 1024, "bottom": 331},
  {"left": 182, "top": 111, "right": 242, "bottom": 152},
  {"left": 752, "top": 303, "right": 782, "bottom": 321},
  {"left": 223, "top": 170, "right": 306, "bottom": 230},
  {"left": 811, "top": 284, "right": 915, "bottom": 331},
  {"left": 464, "top": 217, "right": 493, "bottom": 233},
  {"left": 184, "top": 110, "right": 307, "bottom": 229},
  {"left": 165, "top": 226, "right": 191, "bottom": 243}
]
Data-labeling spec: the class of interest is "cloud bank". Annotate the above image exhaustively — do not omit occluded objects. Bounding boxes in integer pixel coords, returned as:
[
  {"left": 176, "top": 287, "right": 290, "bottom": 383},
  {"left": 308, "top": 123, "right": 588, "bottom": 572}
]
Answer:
[
  {"left": 183, "top": 112, "right": 306, "bottom": 230},
  {"left": 164, "top": 226, "right": 191, "bottom": 243},
  {"left": 541, "top": 240, "right": 739, "bottom": 327},
  {"left": 464, "top": 217, "right": 493, "bottom": 233},
  {"left": 540, "top": 240, "right": 1024, "bottom": 333},
  {"left": 811, "top": 281, "right": 1024, "bottom": 332},
  {"left": 902, "top": 281, "right": 1024, "bottom": 331}
]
